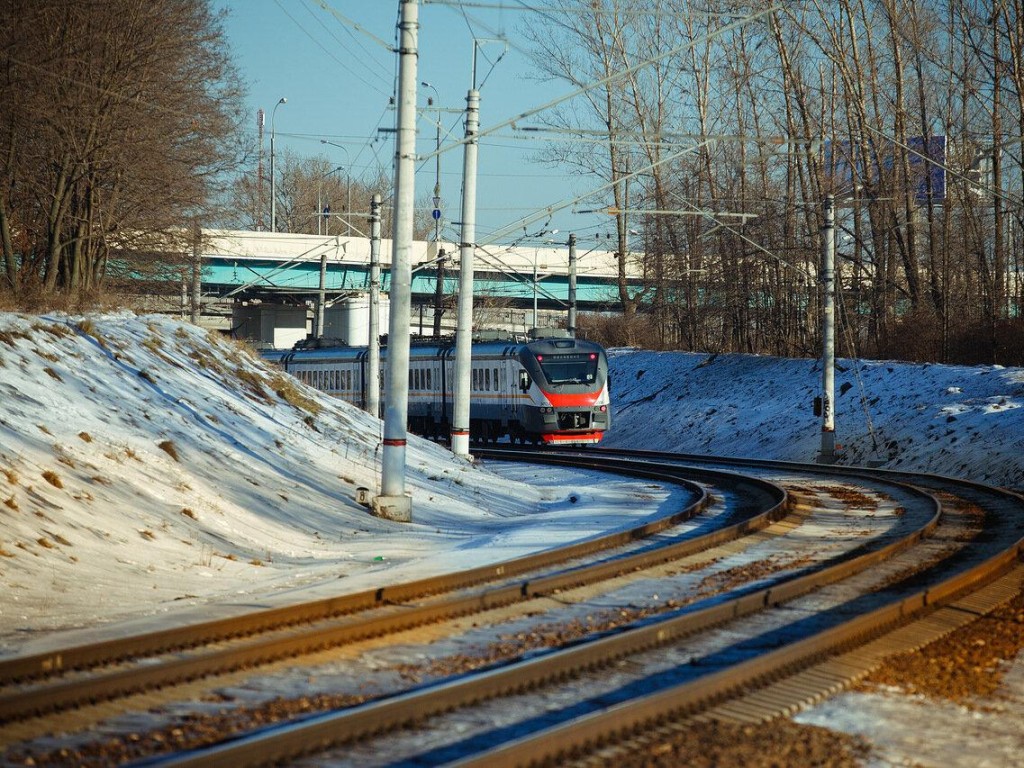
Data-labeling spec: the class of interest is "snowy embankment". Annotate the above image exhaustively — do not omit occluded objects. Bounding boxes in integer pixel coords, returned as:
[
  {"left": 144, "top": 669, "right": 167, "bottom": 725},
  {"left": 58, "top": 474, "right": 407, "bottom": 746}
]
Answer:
[{"left": 602, "top": 349, "right": 1024, "bottom": 490}]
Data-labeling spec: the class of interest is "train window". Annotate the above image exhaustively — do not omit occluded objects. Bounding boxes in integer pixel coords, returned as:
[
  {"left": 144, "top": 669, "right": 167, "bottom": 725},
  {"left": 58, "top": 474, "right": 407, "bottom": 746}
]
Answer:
[
  {"left": 536, "top": 353, "right": 599, "bottom": 385},
  {"left": 484, "top": 368, "right": 491, "bottom": 391},
  {"left": 472, "top": 369, "right": 478, "bottom": 391},
  {"left": 493, "top": 368, "right": 498, "bottom": 390},
  {"left": 426, "top": 369, "right": 431, "bottom": 389}
]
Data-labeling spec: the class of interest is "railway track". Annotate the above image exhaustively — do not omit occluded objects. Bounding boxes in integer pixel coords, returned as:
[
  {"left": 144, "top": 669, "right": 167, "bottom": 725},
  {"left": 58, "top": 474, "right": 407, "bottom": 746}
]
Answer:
[
  {"left": 0, "top": 460, "right": 772, "bottom": 729},
  {"left": 2, "top": 449, "right": 1022, "bottom": 767}
]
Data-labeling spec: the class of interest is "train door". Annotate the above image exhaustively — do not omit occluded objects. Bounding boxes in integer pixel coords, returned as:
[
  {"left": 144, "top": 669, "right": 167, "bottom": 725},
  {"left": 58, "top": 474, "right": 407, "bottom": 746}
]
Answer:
[{"left": 500, "top": 351, "right": 513, "bottom": 425}]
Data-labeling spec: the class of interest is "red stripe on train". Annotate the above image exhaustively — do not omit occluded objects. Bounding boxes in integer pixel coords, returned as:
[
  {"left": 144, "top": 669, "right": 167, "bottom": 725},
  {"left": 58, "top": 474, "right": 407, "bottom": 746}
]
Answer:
[
  {"left": 541, "top": 431, "right": 604, "bottom": 444},
  {"left": 540, "top": 390, "right": 601, "bottom": 407}
]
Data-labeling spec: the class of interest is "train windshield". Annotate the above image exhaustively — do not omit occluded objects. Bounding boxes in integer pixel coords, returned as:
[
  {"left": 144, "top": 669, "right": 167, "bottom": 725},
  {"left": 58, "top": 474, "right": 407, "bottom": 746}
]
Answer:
[{"left": 535, "top": 353, "right": 600, "bottom": 385}]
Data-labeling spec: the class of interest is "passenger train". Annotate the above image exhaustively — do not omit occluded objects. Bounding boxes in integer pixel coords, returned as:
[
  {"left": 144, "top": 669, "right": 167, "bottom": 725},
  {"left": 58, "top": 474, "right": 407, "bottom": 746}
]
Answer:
[{"left": 267, "top": 334, "right": 611, "bottom": 445}]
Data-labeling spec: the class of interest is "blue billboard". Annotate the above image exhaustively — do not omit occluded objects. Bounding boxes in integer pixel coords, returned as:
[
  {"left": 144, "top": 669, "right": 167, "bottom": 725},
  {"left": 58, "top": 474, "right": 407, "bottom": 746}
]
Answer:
[{"left": 826, "top": 135, "right": 946, "bottom": 203}]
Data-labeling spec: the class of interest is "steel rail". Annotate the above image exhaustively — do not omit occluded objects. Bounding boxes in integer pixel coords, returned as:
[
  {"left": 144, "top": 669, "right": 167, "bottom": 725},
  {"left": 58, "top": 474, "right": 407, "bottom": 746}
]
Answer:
[
  {"left": 0, "top": 457, "right": 709, "bottom": 686},
  {"left": 135, "top": 456, "right": 947, "bottom": 768},
  {"left": 439, "top": 451, "right": 1024, "bottom": 767},
  {"left": 0, "top": 460, "right": 786, "bottom": 723}
]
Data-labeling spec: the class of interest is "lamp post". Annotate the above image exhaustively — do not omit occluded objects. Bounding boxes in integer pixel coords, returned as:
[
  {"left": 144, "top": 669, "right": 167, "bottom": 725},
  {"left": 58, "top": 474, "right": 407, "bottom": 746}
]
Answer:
[
  {"left": 320, "top": 140, "right": 351, "bottom": 235},
  {"left": 420, "top": 81, "right": 442, "bottom": 245},
  {"left": 270, "top": 97, "right": 287, "bottom": 233},
  {"left": 316, "top": 165, "right": 344, "bottom": 236},
  {"left": 421, "top": 82, "right": 445, "bottom": 337}
]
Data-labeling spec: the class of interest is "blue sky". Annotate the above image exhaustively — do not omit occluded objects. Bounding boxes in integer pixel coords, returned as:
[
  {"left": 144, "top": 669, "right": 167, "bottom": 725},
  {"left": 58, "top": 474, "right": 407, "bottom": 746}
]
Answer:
[{"left": 214, "top": 1, "right": 616, "bottom": 247}]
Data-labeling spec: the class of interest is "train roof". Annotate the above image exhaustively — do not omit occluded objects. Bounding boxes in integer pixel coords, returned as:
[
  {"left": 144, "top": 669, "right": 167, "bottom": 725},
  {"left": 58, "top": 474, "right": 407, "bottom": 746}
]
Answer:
[{"left": 266, "top": 335, "right": 606, "bottom": 363}]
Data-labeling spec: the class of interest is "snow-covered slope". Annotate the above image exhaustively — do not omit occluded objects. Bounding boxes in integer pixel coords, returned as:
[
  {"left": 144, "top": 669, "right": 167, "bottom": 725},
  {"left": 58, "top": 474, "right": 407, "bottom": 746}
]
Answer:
[{"left": 603, "top": 349, "right": 1024, "bottom": 489}]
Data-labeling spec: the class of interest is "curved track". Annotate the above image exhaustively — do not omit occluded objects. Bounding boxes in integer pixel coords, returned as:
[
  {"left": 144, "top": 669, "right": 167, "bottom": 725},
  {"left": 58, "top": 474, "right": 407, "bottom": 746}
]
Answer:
[{"left": 2, "top": 449, "right": 1022, "bottom": 768}]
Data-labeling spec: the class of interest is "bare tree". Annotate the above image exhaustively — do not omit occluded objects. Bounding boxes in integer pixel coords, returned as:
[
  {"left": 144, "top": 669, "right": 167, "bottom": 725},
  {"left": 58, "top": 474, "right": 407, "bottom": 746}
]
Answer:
[
  {"left": 0, "top": 0, "right": 245, "bottom": 305},
  {"left": 229, "top": 150, "right": 434, "bottom": 240}
]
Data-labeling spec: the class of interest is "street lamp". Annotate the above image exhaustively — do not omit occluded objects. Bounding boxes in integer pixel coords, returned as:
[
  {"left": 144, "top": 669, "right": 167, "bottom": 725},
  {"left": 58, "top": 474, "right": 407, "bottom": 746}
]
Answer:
[
  {"left": 320, "top": 140, "right": 351, "bottom": 236},
  {"left": 270, "top": 97, "right": 287, "bottom": 233},
  {"left": 421, "top": 82, "right": 442, "bottom": 245}
]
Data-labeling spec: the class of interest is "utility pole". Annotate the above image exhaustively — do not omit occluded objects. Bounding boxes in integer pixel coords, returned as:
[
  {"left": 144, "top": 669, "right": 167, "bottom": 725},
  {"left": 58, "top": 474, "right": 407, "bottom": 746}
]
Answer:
[
  {"left": 451, "top": 87, "right": 480, "bottom": 458},
  {"left": 368, "top": 193, "right": 382, "bottom": 419},
  {"left": 190, "top": 224, "right": 201, "bottom": 325},
  {"left": 819, "top": 194, "right": 837, "bottom": 464},
  {"left": 567, "top": 233, "right": 577, "bottom": 337},
  {"left": 375, "top": 0, "right": 417, "bottom": 522},
  {"left": 433, "top": 248, "right": 445, "bottom": 337}
]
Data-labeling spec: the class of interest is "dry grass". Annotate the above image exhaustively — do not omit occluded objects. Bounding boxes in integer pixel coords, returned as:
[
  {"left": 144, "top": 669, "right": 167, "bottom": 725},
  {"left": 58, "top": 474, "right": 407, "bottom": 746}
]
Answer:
[
  {"left": 3, "top": 496, "right": 17, "bottom": 510},
  {"left": 76, "top": 318, "right": 108, "bottom": 348},
  {"left": 42, "top": 470, "right": 63, "bottom": 488},
  {"left": 2, "top": 467, "right": 17, "bottom": 484},
  {"left": 269, "top": 373, "right": 322, "bottom": 416},
  {"left": 158, "top": 440, "right": 180, "bottom": 462},
  {"left": 36, "top": 537, "right": 55, "bottom": 549},
  {"left": 36, "top": 348, "right": 59, "bottom": 362},
  {"left": 0, "top": 328, "right": 30, "bottom": 347},
  {"left": 181, "top": 507, "right": 197, "bottom": 520},
  {"left": 78, "top": 432, "right": 93, "bottom": 443},
  {"left": 189, "top": 348, "right": 225, "bottom": 376},
  {"left": 234, "top": 367, "right": 272, "bottom": 403},
  {"left": 40, "top": 322, "right": 72, "bottom": 339}
]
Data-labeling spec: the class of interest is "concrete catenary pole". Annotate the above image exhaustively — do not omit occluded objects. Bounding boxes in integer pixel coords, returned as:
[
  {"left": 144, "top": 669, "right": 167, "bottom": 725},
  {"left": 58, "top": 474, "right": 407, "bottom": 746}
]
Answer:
[
  {"left": 316, "top": 252, "right": 327, "bottom": 339},
  {"left": 374, "top": 0, "right": 418, "bottom": 521},
  {"left": 820, "top": 194, "right": 837, "bottom": 464},
  {"left": 567, "top": 233, "right": 577, "bottom": 337},
  {"left": 451, "top": 88, "right": 480, "bottom": 458},
  {"left": 368, "top": 193, "right": 382, "bottom": 418},
  {"left": 433, "top": 248, "right": 445, "bottom": 338}
]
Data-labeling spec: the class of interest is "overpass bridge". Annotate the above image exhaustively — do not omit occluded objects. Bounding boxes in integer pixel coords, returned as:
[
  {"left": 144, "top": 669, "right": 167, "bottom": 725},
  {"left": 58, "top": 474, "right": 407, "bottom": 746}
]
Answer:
[{"left": 194, "top": 229, "right": 643, "bottom": 344}]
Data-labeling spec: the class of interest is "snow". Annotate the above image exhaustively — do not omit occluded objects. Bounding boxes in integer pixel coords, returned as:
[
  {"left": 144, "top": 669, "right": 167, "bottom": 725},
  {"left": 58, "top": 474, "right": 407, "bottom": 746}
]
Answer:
[
  {"left": 603, "top": 349, "right": 1024, "bottom": 489},
  {"left": 2, "top": 311, "right": 1023, "bottom": 762}
]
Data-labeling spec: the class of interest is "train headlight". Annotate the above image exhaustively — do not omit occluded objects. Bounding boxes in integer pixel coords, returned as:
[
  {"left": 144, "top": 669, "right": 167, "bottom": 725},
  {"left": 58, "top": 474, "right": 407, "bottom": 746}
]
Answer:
[{"left": 540, "top": 406, "right": 554, "bottom": 414}]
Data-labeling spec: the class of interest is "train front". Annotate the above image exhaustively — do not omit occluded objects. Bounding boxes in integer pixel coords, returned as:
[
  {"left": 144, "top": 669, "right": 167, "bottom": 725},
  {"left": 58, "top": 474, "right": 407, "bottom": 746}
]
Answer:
[{"left": 517, "top": 338, "right": 611, "bottom": 445}]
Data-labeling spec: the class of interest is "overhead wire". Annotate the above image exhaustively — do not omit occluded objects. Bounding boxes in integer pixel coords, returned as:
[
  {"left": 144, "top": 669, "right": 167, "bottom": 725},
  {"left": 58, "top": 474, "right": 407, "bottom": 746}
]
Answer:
[{"left": 273, "top": 0, "right": 391, "bottom": 98}]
